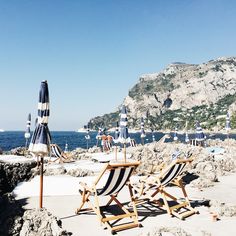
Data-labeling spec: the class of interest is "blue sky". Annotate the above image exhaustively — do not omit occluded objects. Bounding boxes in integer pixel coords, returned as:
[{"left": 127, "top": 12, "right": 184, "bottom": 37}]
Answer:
[{"left": 1, "top": 0, "right": 236, "bottom": 131}]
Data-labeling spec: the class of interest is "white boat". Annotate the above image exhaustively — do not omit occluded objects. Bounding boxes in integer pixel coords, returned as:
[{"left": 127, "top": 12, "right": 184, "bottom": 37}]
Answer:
[
  {"left": 0, "top": 129, "right": 5, "bottom": 132},
  {"left": 77, "top": 128, "right": 86, "bottom": 133}
]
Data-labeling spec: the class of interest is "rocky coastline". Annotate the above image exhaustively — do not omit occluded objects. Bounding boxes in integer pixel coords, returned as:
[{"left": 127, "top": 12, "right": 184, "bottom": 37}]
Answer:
[{"left": 1, "top": 139, "right": 236, "bottom": 235}]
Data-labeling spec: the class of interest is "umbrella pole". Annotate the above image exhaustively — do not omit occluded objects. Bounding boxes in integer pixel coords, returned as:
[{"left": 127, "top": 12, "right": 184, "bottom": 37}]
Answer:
[
  {"left": 123, "top": 143, "right": 126, "bottom": 163},
  {"left": 39, "top": 156, "right": 44, "bottom": 208},
  {"left": 141, "top": 137, "right": 144, "bottom": 145}
]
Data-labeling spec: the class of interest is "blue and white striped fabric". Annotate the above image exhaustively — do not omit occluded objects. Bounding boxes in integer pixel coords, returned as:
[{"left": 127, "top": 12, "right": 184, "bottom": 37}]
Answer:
[
  {"left": 173, "top": 127, "right": 178, "bottom": 141},
  {"left": 113, "top": 122, "right": 120, "bottom": 144},
  {"left": 24, "top": 113, "right": 31, "bottom": 139},
  {"left": 118, "top": 105, "right": 130, "bottom": 144},
  {"left": 225, "top": 112, "right": 231, "bottom": 132},
  {"left": 97, "top": 166, "right": 134, "bottom": 196},
  {"left": 195, "top": 121, "right": 205, "bottom": 141},
  {"left": 85, "top": 125, "right": 90, "bottom": 140},
  {"left": 140, "top": 117, "right": 146, "bottom": 138},
  {"left": 185, "top": 132, "right": 189, "bottom": 143},
  {"left": 160, "top": 162, "right": 186, "bottom": 187},
  {"left": 29, "top": 81, "right": 51, "bottom": 154}
]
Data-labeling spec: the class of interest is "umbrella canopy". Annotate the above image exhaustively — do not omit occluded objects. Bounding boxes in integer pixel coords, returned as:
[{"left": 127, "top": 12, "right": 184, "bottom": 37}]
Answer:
[
  {"left": 118, "top": 105, "right": 130, "bottom": 144},
  {"left": 113, "top": 122, "right": 120, "bottom": 144},
  {"left": 140, "top": 117, "right": 146, "bottom": 138},
  {"left": 195, "top": 121, "right": 205, "bottom": 141},
  {"left": 24, "top": 113, "right": 31, "bottom": 139},
  {"left": 29, "top": 81, "right": 51, "bottom": 154},
  {"left": 225, "top": 112, "right": 231, "bottom": 132}
]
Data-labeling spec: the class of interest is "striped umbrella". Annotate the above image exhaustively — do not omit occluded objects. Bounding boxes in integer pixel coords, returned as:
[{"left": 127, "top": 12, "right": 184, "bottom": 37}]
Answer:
[
  {"left": 96, "top": 127, "right": 103, "bottom": 146},
  {"left": 151, "top": 128, "right": 155, "bottom": 142},
  {"left": 140, "top": 117, "right": 146, "bottom": 145},
  {"left": 185, "top": 121, "right": 189, "bottom": 143},
  {"left": 225, "top": 112, "right": 231, "bottom": 139},
  {"left": 113, "top": 122, "right": 120, "bottom": 161},
  {"left": 173, "top": 127, "right": 178, "bottom": 141},
  {"left": 85, "top": 124, "right": 90, "bottom": 150},
  {"left": 185, "top": 132, "right": 189, "bottom": 143},
  {"left": 195, "top": 121, "right": 205, "bottom": 142},
  {"left": 29, "top": 80, "right": 51, "bottom": 208},
  {"left": 118, "top": 105, "right": 130, "bottom": 162},
  {"left": 24, "top": 113, "right": 31, "bottom": 148}
]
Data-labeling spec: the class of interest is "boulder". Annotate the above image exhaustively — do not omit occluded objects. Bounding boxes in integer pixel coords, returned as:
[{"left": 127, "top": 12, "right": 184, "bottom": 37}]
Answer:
[{"left": 19, "top": 208, "right": 71, "bottom": 236}]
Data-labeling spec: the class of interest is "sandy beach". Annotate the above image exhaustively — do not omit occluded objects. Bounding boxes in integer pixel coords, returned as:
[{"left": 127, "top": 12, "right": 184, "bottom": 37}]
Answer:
[{"left": 14, "top": 172, "right": 236, "bottom": 236}]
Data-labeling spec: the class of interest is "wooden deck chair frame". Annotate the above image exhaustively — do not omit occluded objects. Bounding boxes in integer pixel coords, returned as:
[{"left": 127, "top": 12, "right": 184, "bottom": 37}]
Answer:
[
  {"left": 50, "top": 144, "right": 74, "bottom": 163},
  {"left": 133, "top": 158, "right": 198, "bottom": 220},
  {"left": 76, "top": 161, "right": 141, "bottom": 234}
]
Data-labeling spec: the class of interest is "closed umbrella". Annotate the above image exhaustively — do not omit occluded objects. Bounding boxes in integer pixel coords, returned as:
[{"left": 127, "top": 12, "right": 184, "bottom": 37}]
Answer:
[
  {"left": 24, "top": 113, "right": 31, "bottom": 148},
  {"left": 185, "top": 132, "right": 189, "bottom": 143},
  {"left": 185, "top": 121, "right": 189, "bottom": 143},
  {"left": 151, "top": 128, "right": 155, "bottom": 142},
  {"left": 225, "top": 112, "right": 231, "bottom": 139},
  {"left": 85, "top": 124, "right": 90, "bottom": 150},
  {"left": 173, "top": 127, "right": 178, "bottom": 141},
  {"left": 29, "top": 80, "right": 51, "bottom": 208},
  {"left": 195, "top": 121, "right": 205, "bottom": 146},
  {"left": 118, "top": 105, "right": 130, "bottom": 162},
  {"left": 113, "top": 122, "right": 120, "bottom": 161},
  {"left": 140, "top": 117, "right": 146, "bottom": 145},
  {"left": 96, "top": 127, "right": 102, "bottom": 147}
]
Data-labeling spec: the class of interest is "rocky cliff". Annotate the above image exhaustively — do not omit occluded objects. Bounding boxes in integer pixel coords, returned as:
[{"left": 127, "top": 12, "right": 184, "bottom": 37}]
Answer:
[{"left": 89, "top": 57, "right": 236, "bottom": 131}]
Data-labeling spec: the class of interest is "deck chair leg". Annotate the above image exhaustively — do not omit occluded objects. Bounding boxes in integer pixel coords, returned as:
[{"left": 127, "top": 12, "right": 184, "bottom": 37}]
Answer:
[{"left": 76, "top": 189, "right": 92, "bottom": 214}]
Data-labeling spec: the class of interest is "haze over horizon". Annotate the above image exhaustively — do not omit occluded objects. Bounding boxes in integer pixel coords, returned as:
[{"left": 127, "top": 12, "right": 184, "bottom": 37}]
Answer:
[{"left": 1, "top": 0, "right": 236, "bottom": 131}]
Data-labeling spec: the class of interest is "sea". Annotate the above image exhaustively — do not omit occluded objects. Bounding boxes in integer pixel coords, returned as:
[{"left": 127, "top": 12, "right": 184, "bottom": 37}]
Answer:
[{"left": 0, "top": 131, "right": 235, "bottom": 152}]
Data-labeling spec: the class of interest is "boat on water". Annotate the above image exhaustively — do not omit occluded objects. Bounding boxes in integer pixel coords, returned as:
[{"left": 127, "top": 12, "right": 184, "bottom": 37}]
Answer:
[{"left": 0, "top": 129, "right": 5, "bottom": 132}]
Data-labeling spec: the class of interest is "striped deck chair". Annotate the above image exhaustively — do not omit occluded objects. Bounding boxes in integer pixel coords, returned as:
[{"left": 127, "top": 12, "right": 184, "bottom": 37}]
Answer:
[
  {"left": 133, "top": 158, "right": 198, "bottom": 220},
  {"left": 76, "top": 161, "right": 141, "bottom": 234},
  {"left": 50, "top": 144, "right": 74, "bottom": 163}
]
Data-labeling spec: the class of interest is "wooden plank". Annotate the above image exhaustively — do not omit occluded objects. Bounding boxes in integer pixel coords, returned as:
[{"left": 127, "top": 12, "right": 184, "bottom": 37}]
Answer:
[
  {"left": 111, "top": 222, "right": 139, "bottom": 231},
  {"left": 170, "top": 202, "right": 188, "bottom": 211},
  {"left": 101, "top": 213, "right": 135, "bottom": 222}
]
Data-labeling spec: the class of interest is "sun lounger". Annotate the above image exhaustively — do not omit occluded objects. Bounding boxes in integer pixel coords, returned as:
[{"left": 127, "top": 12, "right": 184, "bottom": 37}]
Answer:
[
  {"left": 132, "top": 158, "right": 198, "bottom": 220},
  {"left": 75, "top": 161, "right": 141, "bottom": 234}
]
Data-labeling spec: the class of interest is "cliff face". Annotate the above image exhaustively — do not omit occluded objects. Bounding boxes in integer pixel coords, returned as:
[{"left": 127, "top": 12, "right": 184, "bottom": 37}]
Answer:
[{"left": 89, "top": 57, "right": 236, "bottom": 131}]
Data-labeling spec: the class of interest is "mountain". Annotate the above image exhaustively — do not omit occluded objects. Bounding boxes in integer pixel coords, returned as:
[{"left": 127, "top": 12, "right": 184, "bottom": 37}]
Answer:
[{"left": 89, "top": 57, "right": 236, "bottom": 131}]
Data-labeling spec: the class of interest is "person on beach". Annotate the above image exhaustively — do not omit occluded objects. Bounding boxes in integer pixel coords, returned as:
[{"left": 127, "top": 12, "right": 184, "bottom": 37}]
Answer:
[
  {"left": 107, "top": 134, "right": 113, "bottom": 149},
  {"left": 101, "top": 134, "right": 109, "bottom": 152}
]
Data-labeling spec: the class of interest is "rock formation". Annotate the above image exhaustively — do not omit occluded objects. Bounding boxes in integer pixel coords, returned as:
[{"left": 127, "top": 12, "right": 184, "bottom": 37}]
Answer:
[{"left": 89, "top": 57, "right": 236, "bottom": 131}]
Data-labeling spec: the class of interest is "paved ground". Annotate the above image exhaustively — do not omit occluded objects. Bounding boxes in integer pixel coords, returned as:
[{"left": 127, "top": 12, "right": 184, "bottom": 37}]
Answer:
[{"left": 16, "top": 173, "right": 236, "bottom": 236}]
